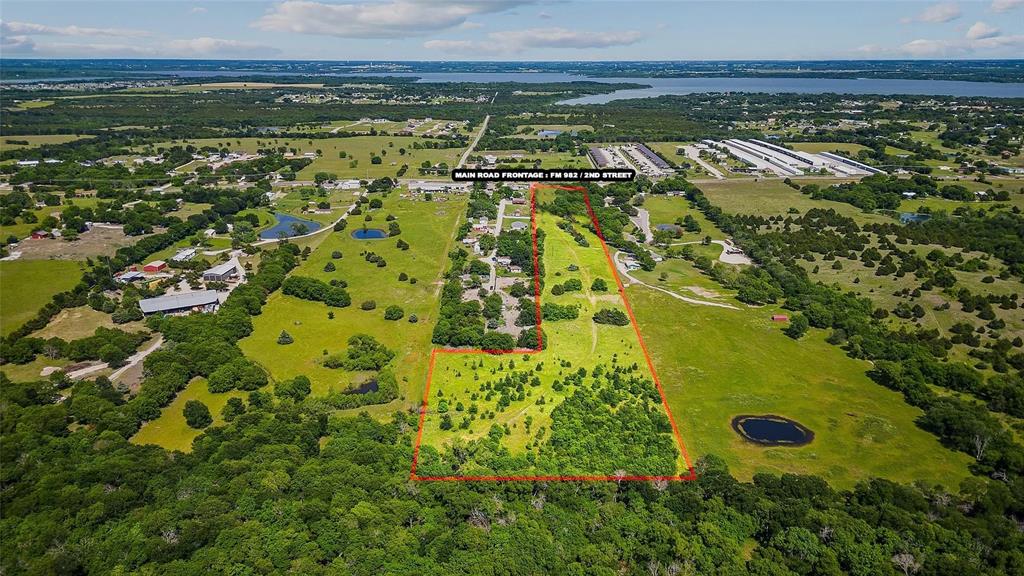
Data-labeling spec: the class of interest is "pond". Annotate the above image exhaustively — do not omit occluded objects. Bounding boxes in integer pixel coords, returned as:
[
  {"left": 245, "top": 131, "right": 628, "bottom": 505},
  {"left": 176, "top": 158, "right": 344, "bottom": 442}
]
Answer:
[
  {"left": 731, "top": 415, "right": 814, "bottom": 447},
  {"left": 655, "top": 223, "right": 681, "bottom": 232},
  {"left": 258, "top": 212, "right": 321, "bottom": 240},
  {"left": 351, "top": 228, "right": 388, "bottom": 240},
  {"left": 345, "top": 379, "right": 379, "bottom": 395},
  {"left": 899, "top": 212, "right": 932, "bottom": 224}
]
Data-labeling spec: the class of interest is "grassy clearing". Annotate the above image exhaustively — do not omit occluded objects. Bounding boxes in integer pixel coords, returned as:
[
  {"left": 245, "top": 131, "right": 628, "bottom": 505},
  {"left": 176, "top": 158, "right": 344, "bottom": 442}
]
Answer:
[
  {"left": 131, "top": 377, "right": 248, "bottom": 452},
  {"left": 790, "top": 142, "right": 869, "bottom": 155},
  {"left": 642, "top": 195, "right": 726, "bottom": 242},
  {"left": 475, "top": 149, "right": 592, "bottom": 169},
  {"left": 30, "top": 306, "right": 144, "bottom": 341},
  {"left": 419, "top": 210, "right": 685, "bottom": 476},
  {"left": 698, "top": 178, "right": 889, "bottom": 226},
  {"left": 628, "top": 284, "right": 973, "bottom": 489},
  {"left": 0, "top": 259, "right": 85, "bottom": 336},
  {"left": 239, "top": 194, "right": 466, "bottom": 406},
  {"left": 0, "top": 134, "right": 92, "bottom": 151}
]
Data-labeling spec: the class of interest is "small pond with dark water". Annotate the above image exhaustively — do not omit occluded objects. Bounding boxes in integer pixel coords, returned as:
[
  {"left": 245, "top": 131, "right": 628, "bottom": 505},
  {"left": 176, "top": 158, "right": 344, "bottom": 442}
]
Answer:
[
  {"left": 345, "top": 379, "right": 379, "bottom": 395},
  {"left": 899, "top": 212, "right": 932, "bottom": 224},
  {"left": 731, "top": 415, "right": 814, "bottom": 446},
  {"left": 258, "top": 212, "right": 321, "bottom": 240},
  {"left": 351, "top": 228, "right": 387, "bottom": 240}
]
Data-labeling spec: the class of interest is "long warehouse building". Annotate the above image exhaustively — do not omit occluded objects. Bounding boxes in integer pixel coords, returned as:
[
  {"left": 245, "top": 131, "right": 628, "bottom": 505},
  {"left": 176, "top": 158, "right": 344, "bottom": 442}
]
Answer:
[{"left": 819, "top": 152, "right": 885, "bottom": 175}]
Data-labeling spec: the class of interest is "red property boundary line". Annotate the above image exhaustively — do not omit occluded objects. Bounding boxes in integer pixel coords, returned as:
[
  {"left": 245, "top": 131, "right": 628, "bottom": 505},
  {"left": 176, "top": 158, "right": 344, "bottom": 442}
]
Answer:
[{"left": 410, "top": 183, "right": 697, "bottom": 482}]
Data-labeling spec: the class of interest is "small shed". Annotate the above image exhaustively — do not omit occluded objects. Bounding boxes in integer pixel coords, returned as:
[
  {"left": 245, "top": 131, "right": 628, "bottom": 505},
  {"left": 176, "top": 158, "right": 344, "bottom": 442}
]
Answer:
[{"left": 771, "top": 314, "right": 789, "bottom": 322}]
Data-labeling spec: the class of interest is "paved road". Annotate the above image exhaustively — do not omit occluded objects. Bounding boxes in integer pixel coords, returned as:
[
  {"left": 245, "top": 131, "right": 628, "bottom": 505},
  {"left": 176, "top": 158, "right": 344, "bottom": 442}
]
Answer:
[
  {"left": 613, "top": 251, "right": 738, "bottom": 310},
  {"left": 458, "top": 114, "right": 490, "bottom": 168},
  {"left": 486, "top": 198, "right": 509, "bottom": 290},
  {"left": 631, "top": 207, "right": 653, "bottom": 243},
  {"left": 670, "top": 240, "right": 753, "bottom": 265},
  {"left": 66, "top": 335, "right": 165, "bottom": 380},
  {"left": 682, "top": 145, "right": 725, "bottom": 180}
]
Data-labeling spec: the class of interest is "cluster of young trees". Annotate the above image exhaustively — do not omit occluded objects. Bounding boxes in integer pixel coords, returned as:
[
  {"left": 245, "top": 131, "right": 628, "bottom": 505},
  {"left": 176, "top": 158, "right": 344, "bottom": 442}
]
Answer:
[
  {"left": 324, "top": 334, "right": 394, "bottom": 371},
  {"left": 281, "top": 275, "right": 352, "bottom": 307}
]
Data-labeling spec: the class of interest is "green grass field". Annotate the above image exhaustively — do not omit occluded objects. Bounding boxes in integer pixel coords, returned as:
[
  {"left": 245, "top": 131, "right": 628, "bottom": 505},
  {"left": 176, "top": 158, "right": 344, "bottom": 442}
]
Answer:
[
  {"left": 642, "top": 195, "right": 726, "bottom": 242},
  {"left": 790, "top": 142, "right": 870, "bottom": 155},
  {"left": 418, "top": 209, "right": 685, "bottom": 477},
  {"left": 628, "top": 285, "right": 973, "bottom": 489},
  {"left": 0, "top": 259, "right": 85, "bottom": 336},
  {"left": 0, "top": 134, "right": 92, "bottom": 151},
  {"left": 31, "top": 306, "right": 145, "bottom": 342},
  {"left": 476, "top": 149, "right": 592, "bottom": 169},
  {"left": 239, "top": 194, "right": 466, "bottom": 405},
  {"left": 131, "top": 377, "right": 248, "bottom": 452},
  {"left": 698, "top": 178, "right": 891, "bottom": 226}
]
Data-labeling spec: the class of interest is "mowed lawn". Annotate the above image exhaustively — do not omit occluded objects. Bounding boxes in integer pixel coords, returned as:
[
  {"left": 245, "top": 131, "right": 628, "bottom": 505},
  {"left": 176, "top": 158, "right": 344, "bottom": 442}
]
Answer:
[
  {"left": 132, "top": 377, "right": 248, "bottom": 452},
  {"left": 790, "top": 142, "right": 870, "bottom": 155},
  {"left": 628, "top": 285, "right": 973, "bottom": 489},
  {"left": 642, "top": 195, "right": 726, "bottom": 242},
  {"left": 420, "top": 209, "right": 686, "bottom": 476},
  {"left": 239, "top": 194, "right": 467, "bottom": 407},
  {"left": 475, "top": 149, "right": 592, "bottom": 169},
  {"left": 0, "top": 134, "right": 92, "bottom": 151},
  {"left": 0, "top": 259, "right": 85, "bottom": 336}
]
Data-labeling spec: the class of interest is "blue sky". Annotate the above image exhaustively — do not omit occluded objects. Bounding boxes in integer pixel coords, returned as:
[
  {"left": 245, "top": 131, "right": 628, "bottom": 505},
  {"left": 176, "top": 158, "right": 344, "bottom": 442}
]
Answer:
[{"left": 2, "top": 1, "right": 1023, "bottom": 60}]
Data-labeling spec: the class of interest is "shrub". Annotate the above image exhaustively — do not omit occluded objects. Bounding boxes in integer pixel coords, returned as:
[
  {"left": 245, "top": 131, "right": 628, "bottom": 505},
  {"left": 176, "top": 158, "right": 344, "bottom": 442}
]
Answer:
[
  {"left": 183, "top": 400, "right": 212, "bottom": 429},
  {"left": 331, "top": 250, "right": 343, "bottom": 259},
  {"left": 323, "top": 262, "right": 336, "bottom": 272},
  {"left": 277, "top": 330, "right": 294, "bottom": 345},
  {"left": 398, "top": 272, "right": 408, "bottom": 281},
  {"left": 591, "top": 278, "right": 608, "bottom": 292},
  {"left": 592, "top": 308, "right": 629, "bottom": 326},
  {"left": 384, "top": 305, "right": 404, "bottom": 321},
  {"left": 361, "top": 300, "right": 377, "bottom": 311}
]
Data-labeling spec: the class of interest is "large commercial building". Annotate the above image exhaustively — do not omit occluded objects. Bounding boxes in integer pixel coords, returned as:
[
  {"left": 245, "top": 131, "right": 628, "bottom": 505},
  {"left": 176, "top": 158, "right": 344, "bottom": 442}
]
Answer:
[{"left": 139, "top": 290, "right": 220, "bottom": 315}]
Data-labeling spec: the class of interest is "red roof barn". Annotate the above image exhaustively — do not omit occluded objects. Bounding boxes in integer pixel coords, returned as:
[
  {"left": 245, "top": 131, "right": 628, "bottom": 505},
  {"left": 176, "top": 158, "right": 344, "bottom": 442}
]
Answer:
[
  {"left": 771, "top": 314, "right": 789, "bottom": 322},
  {"left": 143, "top": 260, "right": 167, "bottom": 273}
]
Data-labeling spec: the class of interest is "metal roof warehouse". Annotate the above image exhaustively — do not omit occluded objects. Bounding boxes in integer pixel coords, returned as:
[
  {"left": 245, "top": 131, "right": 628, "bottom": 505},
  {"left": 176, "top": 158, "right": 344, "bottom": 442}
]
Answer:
[{"left": 138, "top": 291, "right": 220, "bottom": 315}]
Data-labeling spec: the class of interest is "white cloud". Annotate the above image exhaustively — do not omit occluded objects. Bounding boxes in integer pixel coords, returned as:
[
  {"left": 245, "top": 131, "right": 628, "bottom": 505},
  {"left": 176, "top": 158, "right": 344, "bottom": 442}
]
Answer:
[
  {"left": 991, "top": 0, "right": 1024, "bottom": 12},
  {"left": 424, "top": 26, "right": 642, "bottom": 55},
  {"left": 900, "top": 38, "right": 966, "bottom": 56},
  {"left": 1, "top": 35, "right": 36, "bottom": 54},
  {"left": 899, "top": 22, "right": 1024, "bottom": 57},
  {"left": 966, "top": 21, "right": 999, "bottom": 40},
  {"left": 538, "top": 11, "right": 552, "bottom": 19},
  {"left": 190, "top": 7, "right": 208, "bottom": 14},
  {"left": 253, "top": 0, "right": 529, "bottom": 38},
  {"left": 6, "top": 35, "right": 279, "bottom": 58},
  {"left": 0, "top": 19, "right": 150, "bottom": 38},
  {"left": 901, "top": 2, "right": 962, "bottom": 23}
]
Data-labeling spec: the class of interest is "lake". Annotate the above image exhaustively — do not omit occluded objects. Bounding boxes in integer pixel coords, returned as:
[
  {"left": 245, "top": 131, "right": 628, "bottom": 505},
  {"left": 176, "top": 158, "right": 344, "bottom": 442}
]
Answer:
[
  {"left": 351, "top": 228, "right": 388, "bottom": 239},
  {"left": 145, "top": 70, "right": 1024, "bottom": 99},
  {"left": 258, "top": 212, "right": 321, "bottom": 240},
  {"left": 732, "top": 415, "right": 814, "bottom": 447}
]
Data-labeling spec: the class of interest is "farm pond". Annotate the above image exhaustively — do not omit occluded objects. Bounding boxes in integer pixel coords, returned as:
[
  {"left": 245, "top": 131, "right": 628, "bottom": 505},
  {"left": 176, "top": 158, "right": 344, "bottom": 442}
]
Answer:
[{"left": 731, "top": 415, "right": 814, "bottom": 447}]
